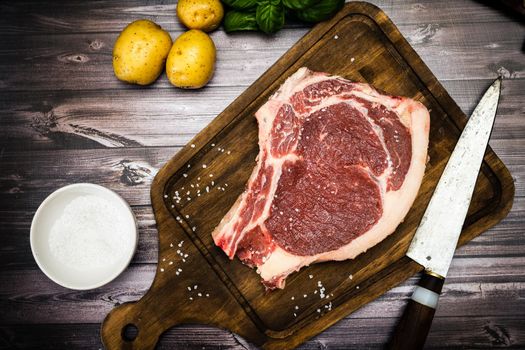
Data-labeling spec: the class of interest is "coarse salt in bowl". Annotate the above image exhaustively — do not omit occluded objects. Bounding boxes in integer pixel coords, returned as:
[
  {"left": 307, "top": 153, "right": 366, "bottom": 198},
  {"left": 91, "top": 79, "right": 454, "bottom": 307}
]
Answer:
[{"left": 30, "top": 183, "right": 138, "bottom": 290}]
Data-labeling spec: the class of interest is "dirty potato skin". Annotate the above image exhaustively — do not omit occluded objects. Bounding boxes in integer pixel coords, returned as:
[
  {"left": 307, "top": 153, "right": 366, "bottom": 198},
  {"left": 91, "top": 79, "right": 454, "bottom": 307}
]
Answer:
[
  {"left": 166, "top": 30, "right": 216, "bottom": 89},
  {"left": 113, "top": 20, "right": 172, "bottom": 85},
  {"left": 176, "top": 0, "right": 224, "bottom": 32}
]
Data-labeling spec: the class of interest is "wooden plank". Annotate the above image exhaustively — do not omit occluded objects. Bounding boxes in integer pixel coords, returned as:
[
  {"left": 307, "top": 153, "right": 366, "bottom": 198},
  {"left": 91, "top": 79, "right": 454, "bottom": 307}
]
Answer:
[
  {"left": 303, "top": 315, "right": 525, "bottom": 349},
  {"left": 0, "top": 0, "right": 517, "bottom": 35},
  {"left": 0, "top": 21, "right": 523, "bottom": 93},
  {"left": 1, "top": 136, "right": 521, "bottom": 212},
  {"left": 0, "top": 88, "right": 241, "bottom": 150},
  {"left": 1, "top": 197, "right": 523, "bottom": 267},
  {"left": 1, "top": 262, "right": 524, "bottom": 324},
  {"left": 1, "top": 315, "right": 524, "bottom": 349},
  {"left": 0, "top": 147, "right": 178, "bottom": 210},
  {"left": 1, "top": 78, "right": 523, "bottom": 150}
]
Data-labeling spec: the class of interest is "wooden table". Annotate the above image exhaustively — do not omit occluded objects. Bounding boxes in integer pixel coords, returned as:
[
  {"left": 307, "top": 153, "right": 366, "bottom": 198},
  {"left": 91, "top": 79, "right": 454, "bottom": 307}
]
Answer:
[{"left": 0, "top": 1, "right": 523, "bottom": 348}]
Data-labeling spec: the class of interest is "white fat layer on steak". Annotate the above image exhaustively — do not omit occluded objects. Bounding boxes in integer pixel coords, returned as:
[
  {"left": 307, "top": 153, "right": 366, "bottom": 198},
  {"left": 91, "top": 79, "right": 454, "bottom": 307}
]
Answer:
[{"left": 212, "top": 67, "right": 430, "bottom": 287}]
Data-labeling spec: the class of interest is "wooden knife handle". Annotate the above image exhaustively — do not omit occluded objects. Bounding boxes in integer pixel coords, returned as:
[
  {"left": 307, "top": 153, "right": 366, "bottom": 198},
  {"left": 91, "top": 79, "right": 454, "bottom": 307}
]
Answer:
[{"left": 388, "top": 271, "right": 444, "bottom": 350}]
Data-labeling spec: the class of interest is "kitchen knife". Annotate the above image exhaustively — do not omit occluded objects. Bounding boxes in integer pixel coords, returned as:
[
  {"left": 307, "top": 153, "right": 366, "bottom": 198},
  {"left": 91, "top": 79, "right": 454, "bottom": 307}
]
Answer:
[{"left": 389, "top": 77, "right": 502, "bottom": 350}]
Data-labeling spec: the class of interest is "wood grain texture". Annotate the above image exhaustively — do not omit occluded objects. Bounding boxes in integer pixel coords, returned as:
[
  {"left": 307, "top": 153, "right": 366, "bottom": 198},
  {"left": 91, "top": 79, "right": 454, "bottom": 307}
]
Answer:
[
  {"left": 0, "top": 0, "right": 524, "bottom": 349},
  {"left": 1, "top": 20, "right": 523, "bottom": 93},
  {"left": 0, "top": 79, "right": 523, "bottom": 151}
]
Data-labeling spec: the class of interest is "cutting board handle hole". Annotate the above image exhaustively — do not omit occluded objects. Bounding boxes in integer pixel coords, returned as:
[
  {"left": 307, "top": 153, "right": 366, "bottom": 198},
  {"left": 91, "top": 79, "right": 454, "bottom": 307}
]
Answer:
[{"left": 121, "top": 323, "right": 139, "bottom": 342}]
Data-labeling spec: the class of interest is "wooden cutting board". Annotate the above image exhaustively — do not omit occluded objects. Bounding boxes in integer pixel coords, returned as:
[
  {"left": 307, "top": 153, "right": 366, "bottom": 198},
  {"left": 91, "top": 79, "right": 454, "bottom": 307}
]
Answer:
[{"left": 101, "top": 2, "right": 514, "bottom": 349}]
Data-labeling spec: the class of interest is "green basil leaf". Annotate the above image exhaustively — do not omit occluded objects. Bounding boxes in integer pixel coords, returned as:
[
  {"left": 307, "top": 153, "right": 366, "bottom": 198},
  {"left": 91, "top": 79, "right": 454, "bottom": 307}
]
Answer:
[
  {"left": 256, "top": 0, "right": 285, "bottom": 34},
  {"left": 223, "top": 11, "right": 258, "bottom": 32},
  {"left": 282, "top": 0, "right": 319, "bottom": 10},
  {"left": 295, "top": 0, "right": 344, "bottom": 22},
  {"left": 222, "top": 0, "right": 258, "bottom": 10}
]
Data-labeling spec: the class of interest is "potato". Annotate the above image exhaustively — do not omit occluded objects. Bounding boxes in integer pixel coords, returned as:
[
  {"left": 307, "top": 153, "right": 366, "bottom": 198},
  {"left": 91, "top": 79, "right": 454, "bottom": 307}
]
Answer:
[
  {"left": 166, "top": 30, "right": 216, "bottom": 89},
  {"left": 112, "top": 20, "right": 172, "bottom": 85},
  {"left": 176, "top": 0, "right": 224, "bottom": 32}
]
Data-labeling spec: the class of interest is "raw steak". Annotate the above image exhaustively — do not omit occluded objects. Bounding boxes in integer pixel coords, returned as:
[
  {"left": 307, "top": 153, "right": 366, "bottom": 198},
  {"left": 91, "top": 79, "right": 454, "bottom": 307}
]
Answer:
[{"left": 213, "top": 68, "right": 430, "bottom": 289}]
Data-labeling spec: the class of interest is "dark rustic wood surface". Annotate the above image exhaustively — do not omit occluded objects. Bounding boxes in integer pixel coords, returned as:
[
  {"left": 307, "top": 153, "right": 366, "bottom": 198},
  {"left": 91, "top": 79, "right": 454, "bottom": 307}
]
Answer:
[{"left": 0, "top": 0, "right": 523, "bottom": 349}]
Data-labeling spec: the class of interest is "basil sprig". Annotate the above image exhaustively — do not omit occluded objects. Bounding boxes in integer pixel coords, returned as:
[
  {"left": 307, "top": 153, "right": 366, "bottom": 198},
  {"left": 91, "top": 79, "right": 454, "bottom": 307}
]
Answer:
[
  {"left": 282, "top": 0, "right": 320, "bottom": 10},
  {"left": 221, "top": 0, "right": 343, "bottom": 34},
  {"left": 221, "top": 0, "right": 258, "bottom": 10},
  {"left": 295, "top": 0, "right": 344, "bottom": 22},
  {"left": 224, "top": 11, "right": 258, "bottom": 32},
  {"left": 256, "top": 0, "right": 285, "bottom": 34}
]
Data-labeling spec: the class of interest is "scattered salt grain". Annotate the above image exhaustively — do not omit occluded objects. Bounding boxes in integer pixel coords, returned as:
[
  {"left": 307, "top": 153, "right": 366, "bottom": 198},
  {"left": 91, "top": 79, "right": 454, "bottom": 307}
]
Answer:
[
  {"left": 190, "top": 144, "right": 195, "bottom": 148},
  {"left": 202, "top": 164, "right": 207, "bottom": 169},
  {"left": 194, "top": 285, "right": 198, "bottom": 289},
  {"left": 349, "top": 274, "right": 353, "bottom": 280},
  {"left": 187, "top": 286, "right": 192, "bottom": 291},
  {"left": 334, "top": 35, "right": 339, "bottom": 39},
  {"left": 351, "top": 57, "right": 355, "bottom": 62},
  {"left": 48, "top": 195, "right": 131, "bottom": 270},
  {"left": 309, "top": 274, "right": 313, "bottom": 279},
  {"left": 211, "top": 143, "right": 215, "bottom": 147},
  {"left": 183, "top": 173, "right": 188, "bottom": 178},
  {"left": 160, "top": 268, "right": 164, "bottom": 272},
  {"left": 206, "top": 293, "right": 209, "bottom": 297},
  {"left": 169, "top": 261, "right": 173, "bottom": 265}
]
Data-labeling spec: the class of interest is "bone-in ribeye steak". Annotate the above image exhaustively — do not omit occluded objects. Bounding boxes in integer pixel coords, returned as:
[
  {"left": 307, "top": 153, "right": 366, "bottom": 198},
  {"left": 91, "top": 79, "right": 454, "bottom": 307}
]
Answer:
[{"left": 213, "top": 68, "right": 430, "bottom": 289}]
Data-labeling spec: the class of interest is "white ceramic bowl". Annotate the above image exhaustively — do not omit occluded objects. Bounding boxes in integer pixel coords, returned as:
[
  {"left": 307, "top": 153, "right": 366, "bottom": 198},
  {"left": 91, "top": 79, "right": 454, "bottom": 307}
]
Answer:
[{"left": 30, "top": 183, "right": 138, "bottom": 290}]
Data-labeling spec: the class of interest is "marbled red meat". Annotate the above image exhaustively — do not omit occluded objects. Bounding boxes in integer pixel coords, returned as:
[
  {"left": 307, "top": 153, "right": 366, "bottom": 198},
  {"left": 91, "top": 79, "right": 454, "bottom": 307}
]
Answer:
[{"left": 212, "top": 68, "right": 430, "bottom": 289}]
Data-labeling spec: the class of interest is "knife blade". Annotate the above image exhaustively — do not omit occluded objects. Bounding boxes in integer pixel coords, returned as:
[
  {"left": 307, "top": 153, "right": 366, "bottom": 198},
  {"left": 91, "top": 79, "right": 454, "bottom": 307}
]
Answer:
[{"left": 389, "top": 77, "right": 502, "bottom": 350}]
